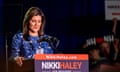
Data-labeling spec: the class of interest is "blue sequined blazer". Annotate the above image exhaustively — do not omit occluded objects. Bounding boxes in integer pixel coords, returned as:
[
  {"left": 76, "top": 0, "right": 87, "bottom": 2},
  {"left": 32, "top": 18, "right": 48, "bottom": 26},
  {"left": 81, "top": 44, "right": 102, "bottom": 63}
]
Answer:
[{"left": 11, "top": 32, "right": 53, "bottom": 59}]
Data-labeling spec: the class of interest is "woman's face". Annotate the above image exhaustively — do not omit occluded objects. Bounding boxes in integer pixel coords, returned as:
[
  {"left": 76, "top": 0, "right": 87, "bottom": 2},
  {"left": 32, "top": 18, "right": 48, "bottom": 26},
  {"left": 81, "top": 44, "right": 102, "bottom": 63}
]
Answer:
[{"left": 29, "top": 15, "right": 42, "bottom": 33}]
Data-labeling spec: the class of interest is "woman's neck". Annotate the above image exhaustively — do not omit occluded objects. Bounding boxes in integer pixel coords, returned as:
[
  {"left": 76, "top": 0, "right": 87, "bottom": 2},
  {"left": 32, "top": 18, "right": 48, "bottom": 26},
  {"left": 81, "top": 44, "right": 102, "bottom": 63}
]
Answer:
[{"left": 29, "top": 31, "right": 38, "bottom": 37}]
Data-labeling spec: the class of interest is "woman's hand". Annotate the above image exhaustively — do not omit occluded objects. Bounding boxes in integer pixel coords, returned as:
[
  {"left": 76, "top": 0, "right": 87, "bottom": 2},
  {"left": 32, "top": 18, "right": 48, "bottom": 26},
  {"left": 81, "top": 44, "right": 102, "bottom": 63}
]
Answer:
[{"left": 14, "top": 57, "right": 25, "bottom": 67}]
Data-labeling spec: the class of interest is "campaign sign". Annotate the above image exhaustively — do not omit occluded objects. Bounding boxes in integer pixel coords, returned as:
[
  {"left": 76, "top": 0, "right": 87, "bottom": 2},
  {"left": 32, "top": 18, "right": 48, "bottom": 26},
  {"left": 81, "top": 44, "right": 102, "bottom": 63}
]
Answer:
[
  {"left": 34, "top": 54, "right": 88, "bottom": 72},
  {"left": 105, "top": 0, "right": 120, "bottom": 20}
]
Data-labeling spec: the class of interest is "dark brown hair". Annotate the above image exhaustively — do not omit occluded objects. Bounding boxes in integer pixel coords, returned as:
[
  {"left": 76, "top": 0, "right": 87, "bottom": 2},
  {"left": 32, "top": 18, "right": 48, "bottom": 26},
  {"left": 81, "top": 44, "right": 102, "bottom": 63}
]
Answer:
[{"left": 23, "top": 7, "right": 45, "bottom": 40}]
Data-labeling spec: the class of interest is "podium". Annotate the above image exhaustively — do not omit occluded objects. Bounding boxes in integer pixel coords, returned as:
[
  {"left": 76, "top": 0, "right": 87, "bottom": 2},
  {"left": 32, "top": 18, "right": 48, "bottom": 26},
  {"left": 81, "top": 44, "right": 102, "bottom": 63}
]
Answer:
[
  {"left": 8, "top": 54, "right": 88, "bottom": 72},
  {"left": 8, "top": 59, "right": 34, "bottom": 72}
]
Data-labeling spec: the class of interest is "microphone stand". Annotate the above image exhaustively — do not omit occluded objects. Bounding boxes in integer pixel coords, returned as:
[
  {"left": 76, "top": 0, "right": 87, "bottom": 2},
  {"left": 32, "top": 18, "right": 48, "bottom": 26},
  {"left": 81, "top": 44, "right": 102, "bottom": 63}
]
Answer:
[
  {"left": 5, "top": 33, "right": 8, "bottom": 72},
  {"left": 49, "top": 39, "right": 61, "bottom": 54}
]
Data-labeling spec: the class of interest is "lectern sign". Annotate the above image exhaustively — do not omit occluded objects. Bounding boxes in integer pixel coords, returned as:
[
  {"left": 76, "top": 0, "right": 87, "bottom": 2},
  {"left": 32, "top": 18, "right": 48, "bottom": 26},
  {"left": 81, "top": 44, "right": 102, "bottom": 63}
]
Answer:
[{"left": 34, "top": 54, "right": 88, "bottom": 72}]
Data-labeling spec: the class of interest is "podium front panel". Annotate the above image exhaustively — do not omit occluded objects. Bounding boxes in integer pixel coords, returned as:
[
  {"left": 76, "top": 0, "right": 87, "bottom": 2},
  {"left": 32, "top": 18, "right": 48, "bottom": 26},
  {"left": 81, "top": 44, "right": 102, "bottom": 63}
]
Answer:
[{"left": 34, "top": 54, "right": 88, "bottom": 72}]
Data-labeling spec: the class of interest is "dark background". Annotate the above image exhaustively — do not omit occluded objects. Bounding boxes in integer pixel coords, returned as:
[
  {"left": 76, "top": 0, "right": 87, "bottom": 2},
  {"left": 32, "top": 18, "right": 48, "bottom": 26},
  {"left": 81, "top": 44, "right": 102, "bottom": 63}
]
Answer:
[{"left": 1, "top": 0, "right": 120, "bottom": 72}]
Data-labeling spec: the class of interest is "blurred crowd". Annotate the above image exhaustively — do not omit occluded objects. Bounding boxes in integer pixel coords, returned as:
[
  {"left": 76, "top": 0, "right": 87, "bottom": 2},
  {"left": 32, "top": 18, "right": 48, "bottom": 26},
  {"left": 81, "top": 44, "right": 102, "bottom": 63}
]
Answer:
[{"left": 82, "top": 18, "right": 120, "bottom": 72}]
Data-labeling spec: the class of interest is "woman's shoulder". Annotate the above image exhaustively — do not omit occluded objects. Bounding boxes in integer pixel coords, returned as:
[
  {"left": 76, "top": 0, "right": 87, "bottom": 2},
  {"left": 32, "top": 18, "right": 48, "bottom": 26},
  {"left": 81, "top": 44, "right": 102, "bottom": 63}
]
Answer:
[{"left": 13, "top": 32, "right": 23, "bottom": 39}]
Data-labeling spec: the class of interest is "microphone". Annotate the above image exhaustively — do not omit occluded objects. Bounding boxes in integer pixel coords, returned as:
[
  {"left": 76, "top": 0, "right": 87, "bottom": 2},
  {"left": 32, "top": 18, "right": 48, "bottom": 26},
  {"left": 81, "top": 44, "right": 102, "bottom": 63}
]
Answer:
[
  {"left": 38, "top": 36, "right": 59, "bottom": 42},
  {"left": 37, "top": 35, "right": 60, "bottom": 53},
  {"left": 47, "top": 36, "right": 58, "bottom": 42}
]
